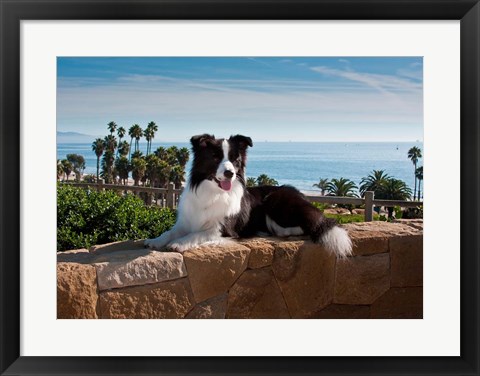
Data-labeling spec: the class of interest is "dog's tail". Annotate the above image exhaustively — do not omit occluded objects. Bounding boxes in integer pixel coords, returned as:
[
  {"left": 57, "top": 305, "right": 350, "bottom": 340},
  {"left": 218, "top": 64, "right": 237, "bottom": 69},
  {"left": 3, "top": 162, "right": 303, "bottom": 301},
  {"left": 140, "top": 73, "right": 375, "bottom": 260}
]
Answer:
[{"left": 309, "top": 217, "right": 353, "bottom": 258}]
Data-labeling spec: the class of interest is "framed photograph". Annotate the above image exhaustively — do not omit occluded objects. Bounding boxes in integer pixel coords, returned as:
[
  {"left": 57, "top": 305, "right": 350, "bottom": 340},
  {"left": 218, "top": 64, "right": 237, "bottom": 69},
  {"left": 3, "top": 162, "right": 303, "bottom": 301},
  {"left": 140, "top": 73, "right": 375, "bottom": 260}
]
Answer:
[{"left": 1, "top": 0, "right": 479, "bottom": 375}]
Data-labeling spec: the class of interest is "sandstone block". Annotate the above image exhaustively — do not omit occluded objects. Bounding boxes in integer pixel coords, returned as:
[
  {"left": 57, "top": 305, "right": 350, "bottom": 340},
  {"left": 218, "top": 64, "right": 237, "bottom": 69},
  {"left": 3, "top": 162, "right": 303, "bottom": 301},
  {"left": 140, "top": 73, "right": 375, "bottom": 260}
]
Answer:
[
  {"left": 57, "top": 248, "right": 96, "bottom": 264},
  {"left": 226, "top": 268, "right": 290, "bottom": 319},
  {"left": 334, "top": 253, "right": 390, "bottom": 305},
  {"left": 94, "top": 250, "right": 187, "bottom": 291},
  {"left": 185, "top": 293, "right": 228, "bottom": 319},
  {"left": 272, "top": 241, "right": 336, "bottom": 318},
  {"left": 99, "top": 278, "right": 194, "bottom": 319},
  {"left": 390, "top": 235, "right": 423, "bottom": 287},
  {"left": 350, "top": 235, "right": 389, "bottom": 256},
  {"left": 370, "top": 287, "right": 423, "bottom": 319},
  {"left": 311, "top": 304, "right": 370, "bottom": 319},
  {"left": 183, "top": 243, "right": 250, "bottom": 302},
  {"left": 239, "top": 238, "right": 275, "bottom": 269},
  {"left": 57, "top": 262, "right": 98, "bottom": 319}
]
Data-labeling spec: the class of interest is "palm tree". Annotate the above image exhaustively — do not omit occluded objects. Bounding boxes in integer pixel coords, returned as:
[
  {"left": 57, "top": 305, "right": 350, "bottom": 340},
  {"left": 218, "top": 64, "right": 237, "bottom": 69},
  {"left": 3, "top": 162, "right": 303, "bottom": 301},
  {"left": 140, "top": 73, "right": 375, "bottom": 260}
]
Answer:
[
  {"left": 131, "top": 150, "right": 143, "bottom": 160},
  {"left": 115, "top": 156, "right": 130, "bottom": 185},
  {"left": 128, "top": 124, "right": 139, "bottom": 159},
  {"left": 156, "top": 160, "right": 171, "bottom": 188},
  {"left": 176, "top": 147, "right": 190, "bottom": 168},
  {"left": 359, "top": 170, "right": 390, "bottom": 196},
  {"left": 312, "top": 178, "right": 329, "bottom": 196},
  {"left": 61, "top": 159, "right": 73, "bottom": 181},
  {"left": 128, "top": 124, "right": 143, "bottom": 155},
  {"left": 169, "top": 165, "right": 186, "bottom": 189},
  {"left": 377, "top": 178, "right": 413, "bottom": 218},
  {"left": 116, "top": 126, "right": 126, "bottom": 157},
  {"left": 117, "top": 126, "right": 126, "bottom": 142},
  {"left": 154, "top": 146, "right": 168, "bottom": 161},
  {"left": 131, "top": 157, "right": 147, "bottom": 186},
  {"left": 326, "top": 178, "right": 358, "bottom": 197},
  {"left": 92, "top": 138, "right": 105, "bottom": 182},
  {"left": 144, "top": 127, "right": 153, "bottom": 156},
  {"left": 118, "top": 141, "right": 130, "bottom": 157},
  {"left": 145, "top": 154, "right": 161, "bottom": 187},
  {"left": 256, "top": 174, "right": 279, "bottom": 186},
  {"left": 104, "top": 134, "right": 117, "bottom": 153},
  {"left": 57, "top": 160, "right": 64, "bottom": 181},
  {"left": 107, "top": 121, "right": 117, "bottom": 135},
  {"left": 246, "top": 177, "right": 257, "bottom": 187},
  {"left": 408, "top": 146, "right": 422, "bottom": 200},
  {"left": 145, "top": 121, "right": 158, "bottom": 155},
  {"left": 415, "top": 166, "right": 423, "bottom": 200},
  {"left": 101, "top": 150, "right": 115, "bottom": 184}
]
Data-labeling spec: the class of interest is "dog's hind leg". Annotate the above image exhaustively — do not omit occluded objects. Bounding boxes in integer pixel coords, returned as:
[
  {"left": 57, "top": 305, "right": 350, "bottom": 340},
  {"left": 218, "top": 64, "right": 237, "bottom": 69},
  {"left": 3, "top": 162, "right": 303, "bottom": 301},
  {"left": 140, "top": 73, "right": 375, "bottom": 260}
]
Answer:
[{"left": 262, "top": 186, "right": 352, "bottom": 258}]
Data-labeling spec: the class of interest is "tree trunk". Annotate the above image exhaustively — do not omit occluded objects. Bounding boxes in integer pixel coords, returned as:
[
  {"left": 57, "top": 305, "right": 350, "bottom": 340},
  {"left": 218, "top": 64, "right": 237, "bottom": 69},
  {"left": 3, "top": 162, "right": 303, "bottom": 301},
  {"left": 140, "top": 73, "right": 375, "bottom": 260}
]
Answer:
[{"left": 413, "top": 162, "right": 418, "bottom": 200}]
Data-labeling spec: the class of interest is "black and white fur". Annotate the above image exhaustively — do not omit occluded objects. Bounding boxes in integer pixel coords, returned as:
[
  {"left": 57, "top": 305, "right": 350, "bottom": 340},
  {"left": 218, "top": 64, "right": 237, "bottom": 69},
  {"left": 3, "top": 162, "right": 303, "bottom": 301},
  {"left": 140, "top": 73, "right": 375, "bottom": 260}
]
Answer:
[{"left": 145, "top": 134, "right": 352, "bottom": 257}]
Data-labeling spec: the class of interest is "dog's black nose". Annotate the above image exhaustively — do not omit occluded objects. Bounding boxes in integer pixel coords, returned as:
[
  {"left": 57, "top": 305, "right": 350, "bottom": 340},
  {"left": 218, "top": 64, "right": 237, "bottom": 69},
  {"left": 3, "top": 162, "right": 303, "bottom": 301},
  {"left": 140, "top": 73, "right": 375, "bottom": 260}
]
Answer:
[{"left": 224, "top": 170, "right": 234, "bottom": 179}]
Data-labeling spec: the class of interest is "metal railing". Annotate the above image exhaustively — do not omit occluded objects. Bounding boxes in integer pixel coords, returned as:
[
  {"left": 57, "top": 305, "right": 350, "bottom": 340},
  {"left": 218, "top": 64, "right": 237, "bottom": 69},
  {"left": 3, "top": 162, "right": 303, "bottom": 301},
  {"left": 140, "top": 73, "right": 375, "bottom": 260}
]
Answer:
[
  {"left": 304, "top": 191, "right": 422, "bottom": 221},
  {"left": 61, "top": 182, "right": 422, "bottom": 222}
]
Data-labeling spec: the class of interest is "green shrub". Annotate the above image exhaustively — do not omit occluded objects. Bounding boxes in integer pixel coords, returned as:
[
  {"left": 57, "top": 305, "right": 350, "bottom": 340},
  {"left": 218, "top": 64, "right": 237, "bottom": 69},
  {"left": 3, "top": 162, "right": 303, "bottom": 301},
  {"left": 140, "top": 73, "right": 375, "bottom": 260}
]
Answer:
[
  {"left": 311, "top": 202, "right": 331, "bottom": 211},
  {"left": 323, "top": 213, "right": 365, "bottom": 224},
  {"left": 57, "top": 185, "right": 176, "bottom": 251}
]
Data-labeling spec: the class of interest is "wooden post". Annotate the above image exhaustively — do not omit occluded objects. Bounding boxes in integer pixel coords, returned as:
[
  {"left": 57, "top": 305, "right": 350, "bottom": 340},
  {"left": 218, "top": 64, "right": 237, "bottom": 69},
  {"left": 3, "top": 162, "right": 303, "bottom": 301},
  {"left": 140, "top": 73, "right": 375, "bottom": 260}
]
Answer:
[
  {"left": 364, "top": 191, "right": 374, "bottom": 222},
  {"left": 166, "top": 182, "right": 175, "bottom": 209}
]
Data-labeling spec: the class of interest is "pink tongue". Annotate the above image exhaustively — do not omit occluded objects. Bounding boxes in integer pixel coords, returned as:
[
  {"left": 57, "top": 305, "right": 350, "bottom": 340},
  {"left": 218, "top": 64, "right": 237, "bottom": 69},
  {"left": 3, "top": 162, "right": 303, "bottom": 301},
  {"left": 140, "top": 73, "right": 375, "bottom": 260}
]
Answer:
[{"left": 220, "top": 180, "right": 232, "bottom": 191}]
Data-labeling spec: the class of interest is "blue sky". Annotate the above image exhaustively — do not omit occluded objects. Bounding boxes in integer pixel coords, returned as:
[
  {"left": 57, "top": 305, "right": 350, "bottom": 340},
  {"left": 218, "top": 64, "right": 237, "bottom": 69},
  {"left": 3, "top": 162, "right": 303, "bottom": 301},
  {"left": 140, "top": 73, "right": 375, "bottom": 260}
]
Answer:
[{"left": 57, "top": 57, "right": 423, "bottom": 142}]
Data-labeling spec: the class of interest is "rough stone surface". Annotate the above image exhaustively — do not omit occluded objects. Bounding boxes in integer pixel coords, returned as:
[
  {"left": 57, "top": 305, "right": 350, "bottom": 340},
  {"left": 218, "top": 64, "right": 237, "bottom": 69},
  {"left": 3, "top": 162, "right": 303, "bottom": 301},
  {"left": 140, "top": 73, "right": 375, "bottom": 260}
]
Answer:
[
  {"left": 310, "top": 304, "right": 371, "bottom": 319},
  {"left": 57, "top": 222, "right": 423, "bottom": 320},
  {"left": 334, "top": 253, "right": 390, "bottom": 305},
  {"left": 392, "top": 219, "right": 424, "bottom": 231},
  {"left": 273, "top": 241, "right": 336, "bottom": 318},
  {"left": 183, "top": 243, "right": 250, "bottom": 302},
  {"left": 370, "top": 287, "right": 423, "bottom": 319},
  {"left": 94, "top": 250, "right": 187, "bottom": 291},
  {"left": 185, "top": 293, "right": 228, "bottom": 319},
  {"left": 57, "top": 248, "right": 96, "bottom": 264},
  {"left": 390, "top": 235, "right": 423, "bottom": 287},
  {"left": 345, "top": 221, "right": 422, "bottom": 256},
  {"left": 99, "top": 278, "right": 194, "bottom": 319},
  {"left": 226, "top": 268, "right": 290, "bottom": 319},
  {"left": 90, "top": 239, "right": 146, "bottom": 254},
  {"left": 239, "top": 238, "right": 276, "bottom": 269},
  {"left": 57, "top": 262, "right": 98, "bottom": 319},
  {"left": 344, "top": 221, "right": 421, "bottom": 237}
]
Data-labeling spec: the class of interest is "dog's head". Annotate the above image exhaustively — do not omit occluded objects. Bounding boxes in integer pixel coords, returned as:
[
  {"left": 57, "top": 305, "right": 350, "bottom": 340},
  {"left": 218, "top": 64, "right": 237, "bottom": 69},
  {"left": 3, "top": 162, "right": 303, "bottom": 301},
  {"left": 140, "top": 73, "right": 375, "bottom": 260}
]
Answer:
[{"left": 189, "top": 134, "right": 253, "bottom": 192}]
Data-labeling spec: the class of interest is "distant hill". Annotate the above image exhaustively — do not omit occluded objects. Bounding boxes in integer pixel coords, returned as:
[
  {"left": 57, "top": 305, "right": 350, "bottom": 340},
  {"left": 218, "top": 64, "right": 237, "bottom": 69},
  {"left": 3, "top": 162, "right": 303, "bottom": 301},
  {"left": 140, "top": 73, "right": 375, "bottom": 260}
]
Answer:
[{"left": 57, "top": 131, "right": 97, "bottom": 143}]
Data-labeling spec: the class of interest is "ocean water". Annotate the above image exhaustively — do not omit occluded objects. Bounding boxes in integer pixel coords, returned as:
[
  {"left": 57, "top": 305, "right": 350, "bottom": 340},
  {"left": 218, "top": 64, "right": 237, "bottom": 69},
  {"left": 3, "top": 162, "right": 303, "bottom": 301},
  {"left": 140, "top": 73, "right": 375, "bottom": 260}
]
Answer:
[{"left": 57, "top": 142, "right": 423, "bottom": 194}]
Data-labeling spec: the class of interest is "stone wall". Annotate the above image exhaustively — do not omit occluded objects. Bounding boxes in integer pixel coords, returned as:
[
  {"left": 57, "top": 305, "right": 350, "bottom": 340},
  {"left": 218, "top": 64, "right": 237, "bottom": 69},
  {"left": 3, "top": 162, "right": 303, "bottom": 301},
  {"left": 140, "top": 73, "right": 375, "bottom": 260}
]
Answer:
[{"left": 57, "top": 220, "right": 423, "bottom": 319}]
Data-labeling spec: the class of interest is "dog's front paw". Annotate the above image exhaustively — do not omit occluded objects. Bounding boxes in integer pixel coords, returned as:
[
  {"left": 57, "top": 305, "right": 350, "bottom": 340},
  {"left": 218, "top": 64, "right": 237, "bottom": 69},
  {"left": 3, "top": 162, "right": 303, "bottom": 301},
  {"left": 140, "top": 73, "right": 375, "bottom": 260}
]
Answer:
[
  {"left": 167, "top": 241, "right": 191, "bottom": 253},
  {"left": 144, "top": 236, "right": 168, "bottom": 250}
]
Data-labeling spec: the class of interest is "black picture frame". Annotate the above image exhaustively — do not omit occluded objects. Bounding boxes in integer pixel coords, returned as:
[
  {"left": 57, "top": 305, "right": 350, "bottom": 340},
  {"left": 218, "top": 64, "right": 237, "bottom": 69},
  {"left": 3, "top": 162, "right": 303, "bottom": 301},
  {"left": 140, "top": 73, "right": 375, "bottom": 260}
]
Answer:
[{"left": 1, "top": 1, "right": 479, "bottom": 375}]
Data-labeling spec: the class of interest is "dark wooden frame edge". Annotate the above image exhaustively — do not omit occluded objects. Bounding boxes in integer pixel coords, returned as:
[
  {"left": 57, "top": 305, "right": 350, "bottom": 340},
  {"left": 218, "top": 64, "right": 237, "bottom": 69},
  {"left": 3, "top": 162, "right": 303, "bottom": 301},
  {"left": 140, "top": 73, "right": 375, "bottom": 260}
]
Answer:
[{"left": 1, "top": 1, "right": 478, "bottom": 375}]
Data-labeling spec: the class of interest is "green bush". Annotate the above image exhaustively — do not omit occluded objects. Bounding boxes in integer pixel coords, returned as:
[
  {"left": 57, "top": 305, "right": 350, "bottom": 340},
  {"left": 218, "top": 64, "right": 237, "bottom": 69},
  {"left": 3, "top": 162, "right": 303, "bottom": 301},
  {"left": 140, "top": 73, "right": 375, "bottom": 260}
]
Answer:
[
  {"left": 323, "top": 213, "right": 365, "bottom": 224},
  {"left": 57, "top": 185, "right": 176, "bottom": 251}
]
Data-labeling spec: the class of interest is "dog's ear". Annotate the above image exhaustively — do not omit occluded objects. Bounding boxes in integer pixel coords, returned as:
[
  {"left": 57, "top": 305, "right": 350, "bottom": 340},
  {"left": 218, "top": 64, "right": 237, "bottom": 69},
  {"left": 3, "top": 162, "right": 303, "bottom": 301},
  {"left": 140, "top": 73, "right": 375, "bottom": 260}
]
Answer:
[
  {"left": 190, "top": 134, "right": 215, "bottom": 149},
  {"left": 229, "top": 135, "right": 253, "bottom": 150}
]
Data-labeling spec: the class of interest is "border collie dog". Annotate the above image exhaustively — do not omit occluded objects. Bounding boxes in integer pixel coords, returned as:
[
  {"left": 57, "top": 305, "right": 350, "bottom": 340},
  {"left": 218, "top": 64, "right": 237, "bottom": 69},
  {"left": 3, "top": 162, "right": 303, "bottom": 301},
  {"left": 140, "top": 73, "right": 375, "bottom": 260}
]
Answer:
[{"left": 145, "top": 134, "right": 352, "bottom": 257}]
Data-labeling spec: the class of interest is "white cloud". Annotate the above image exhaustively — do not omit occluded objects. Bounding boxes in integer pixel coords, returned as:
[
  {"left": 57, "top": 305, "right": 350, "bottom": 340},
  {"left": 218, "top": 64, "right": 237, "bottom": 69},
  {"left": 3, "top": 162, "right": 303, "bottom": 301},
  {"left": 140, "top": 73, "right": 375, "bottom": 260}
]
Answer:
[{"left": 310, "top": 66, "right": 422, "bottom": 94}]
